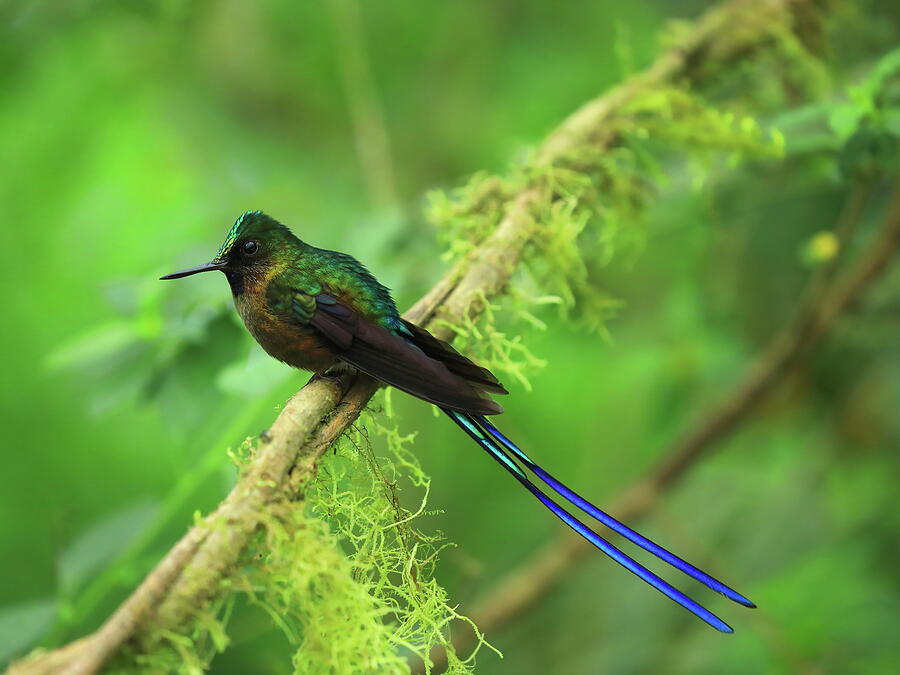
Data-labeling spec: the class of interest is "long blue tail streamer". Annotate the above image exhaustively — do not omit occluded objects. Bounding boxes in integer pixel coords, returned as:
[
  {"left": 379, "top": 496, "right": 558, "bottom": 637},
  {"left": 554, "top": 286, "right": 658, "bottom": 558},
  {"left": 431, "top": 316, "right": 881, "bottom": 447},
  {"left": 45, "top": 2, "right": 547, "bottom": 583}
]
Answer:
[
  {"left": 474, "top": 416, "right": 755, "bottom": 608},
  {"left": 444, "top": 409, "right": 754, "bottom": 633}
]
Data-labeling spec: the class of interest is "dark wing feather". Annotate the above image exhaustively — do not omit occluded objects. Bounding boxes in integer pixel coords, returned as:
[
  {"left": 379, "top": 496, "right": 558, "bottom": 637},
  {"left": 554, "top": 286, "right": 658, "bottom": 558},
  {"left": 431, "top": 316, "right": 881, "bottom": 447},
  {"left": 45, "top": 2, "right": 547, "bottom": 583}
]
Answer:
[
  {"left": 400, "top": 320, "right": 508, "bottom": 395},
  {"left": 309, "top": 295, "right": 503, "bottom": 416}
]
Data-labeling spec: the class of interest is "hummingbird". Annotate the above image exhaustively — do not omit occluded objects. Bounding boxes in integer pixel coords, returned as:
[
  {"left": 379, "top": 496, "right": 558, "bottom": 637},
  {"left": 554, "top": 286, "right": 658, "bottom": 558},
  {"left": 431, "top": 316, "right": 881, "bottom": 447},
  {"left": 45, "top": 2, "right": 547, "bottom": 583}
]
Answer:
[{"left": 161, "top": 210, "right": 754, "bottom": 632}]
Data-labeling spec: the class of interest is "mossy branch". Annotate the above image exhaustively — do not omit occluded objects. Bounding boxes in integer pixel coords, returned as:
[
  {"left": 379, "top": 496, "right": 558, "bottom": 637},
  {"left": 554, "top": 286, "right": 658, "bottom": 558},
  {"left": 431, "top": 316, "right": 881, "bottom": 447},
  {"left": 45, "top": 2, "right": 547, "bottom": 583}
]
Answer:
[
  {"left": 8, "top": 1, "right": 829, "bottom": 673},
  {"left": 415, "top": 178, "right": 900, "bottom": 673}
]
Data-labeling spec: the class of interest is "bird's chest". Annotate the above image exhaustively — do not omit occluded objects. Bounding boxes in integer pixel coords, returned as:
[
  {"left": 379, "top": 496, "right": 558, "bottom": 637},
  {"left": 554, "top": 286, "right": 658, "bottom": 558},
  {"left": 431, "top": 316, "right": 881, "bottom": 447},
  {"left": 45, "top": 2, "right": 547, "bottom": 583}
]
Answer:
[{"left": 233, "top": 291, "right": 337, "bottom": 373}]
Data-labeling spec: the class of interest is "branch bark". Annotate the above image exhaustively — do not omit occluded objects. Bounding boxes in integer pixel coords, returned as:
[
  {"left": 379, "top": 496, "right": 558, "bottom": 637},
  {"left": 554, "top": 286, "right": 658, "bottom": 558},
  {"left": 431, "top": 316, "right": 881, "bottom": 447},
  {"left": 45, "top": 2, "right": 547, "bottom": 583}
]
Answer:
[
  {"left": 415, "top": 183, "right": 900, "bottom": 673},
  {"left": 8, "top": 1, "right": 829, "bottom": 673}
]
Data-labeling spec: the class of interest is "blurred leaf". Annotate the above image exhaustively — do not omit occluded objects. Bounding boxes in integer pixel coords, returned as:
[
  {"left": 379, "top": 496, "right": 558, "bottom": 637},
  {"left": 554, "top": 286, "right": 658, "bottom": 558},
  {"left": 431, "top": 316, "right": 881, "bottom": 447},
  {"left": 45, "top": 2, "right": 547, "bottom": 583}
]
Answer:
[
  {"left": 862, "top": 46, "right": 900, "bottom": 102},
  {"left": 837, "top": 123, "right": 900, "bottom": 178},
  {"left": 217, "top": 345, "right": 295, "bottom": 397},
  {"left": 0, "top": 598, "right": 56, "bottom": 663},
  {"left": 45, "top": 322, "right": 137, "bottom": 373},
  {"left": 829, "top": 46, "right": 900, "bottom": 178},
  {"left": 57, "top": 500, "right": 159, "bottom": 596},
  {"left": 46, "top": 275, "right": 249, "bottom": 426},
  {"left": 828, "top": 102, "right": 864, "bottom": 140}
]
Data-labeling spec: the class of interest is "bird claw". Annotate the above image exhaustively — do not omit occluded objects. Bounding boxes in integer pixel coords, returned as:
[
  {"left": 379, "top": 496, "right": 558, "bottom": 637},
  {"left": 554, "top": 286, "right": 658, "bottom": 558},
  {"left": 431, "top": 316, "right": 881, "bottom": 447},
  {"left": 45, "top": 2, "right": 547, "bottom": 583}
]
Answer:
[{"left": 309, "top": 366, "right": 354, "bottom": 388}]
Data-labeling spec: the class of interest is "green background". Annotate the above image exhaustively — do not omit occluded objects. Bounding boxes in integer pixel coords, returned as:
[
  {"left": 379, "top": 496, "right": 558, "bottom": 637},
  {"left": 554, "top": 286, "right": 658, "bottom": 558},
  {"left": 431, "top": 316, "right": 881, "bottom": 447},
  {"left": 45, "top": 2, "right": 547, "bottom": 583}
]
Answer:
[{"left": 2, "top": 1, "right": 900, "bottom": 673}]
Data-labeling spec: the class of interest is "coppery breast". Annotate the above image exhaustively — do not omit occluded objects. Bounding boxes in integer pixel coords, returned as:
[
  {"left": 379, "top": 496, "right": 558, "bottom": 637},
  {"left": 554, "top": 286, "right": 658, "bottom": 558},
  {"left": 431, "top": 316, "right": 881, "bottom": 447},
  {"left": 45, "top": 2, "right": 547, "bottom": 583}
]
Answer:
[{"left": 234, "top": 291, "right": 336, "bottom": 373}]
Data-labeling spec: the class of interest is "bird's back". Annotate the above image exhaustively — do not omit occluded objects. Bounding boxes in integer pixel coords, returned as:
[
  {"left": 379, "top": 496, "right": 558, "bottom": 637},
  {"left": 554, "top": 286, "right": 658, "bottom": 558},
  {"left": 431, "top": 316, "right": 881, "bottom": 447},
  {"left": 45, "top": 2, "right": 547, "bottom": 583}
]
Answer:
[{"left": 303, "top": 246, "right": 405, "bottom": 333}]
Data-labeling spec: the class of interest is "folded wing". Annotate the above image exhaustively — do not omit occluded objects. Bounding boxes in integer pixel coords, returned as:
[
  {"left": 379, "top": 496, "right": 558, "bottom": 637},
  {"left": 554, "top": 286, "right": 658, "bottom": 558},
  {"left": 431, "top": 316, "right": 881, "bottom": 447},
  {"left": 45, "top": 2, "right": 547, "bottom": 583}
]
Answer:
[{"left": 307, "top": 293, "right": 505, "bottom": 415}]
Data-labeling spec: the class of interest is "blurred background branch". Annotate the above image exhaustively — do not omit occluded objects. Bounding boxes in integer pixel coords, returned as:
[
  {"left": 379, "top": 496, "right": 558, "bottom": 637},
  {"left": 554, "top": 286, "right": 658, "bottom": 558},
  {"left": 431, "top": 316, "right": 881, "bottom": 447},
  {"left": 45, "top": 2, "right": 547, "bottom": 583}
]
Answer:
[{"left": 326, "top": 0, "right": 399, "bottom": 211}]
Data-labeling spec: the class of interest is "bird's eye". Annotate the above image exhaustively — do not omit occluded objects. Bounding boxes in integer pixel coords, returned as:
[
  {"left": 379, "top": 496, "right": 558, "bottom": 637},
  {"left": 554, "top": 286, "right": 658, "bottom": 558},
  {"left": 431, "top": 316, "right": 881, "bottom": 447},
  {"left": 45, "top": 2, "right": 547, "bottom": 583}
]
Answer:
[{"left": 242, "top": 240, "right": 258, "bottom": 255}]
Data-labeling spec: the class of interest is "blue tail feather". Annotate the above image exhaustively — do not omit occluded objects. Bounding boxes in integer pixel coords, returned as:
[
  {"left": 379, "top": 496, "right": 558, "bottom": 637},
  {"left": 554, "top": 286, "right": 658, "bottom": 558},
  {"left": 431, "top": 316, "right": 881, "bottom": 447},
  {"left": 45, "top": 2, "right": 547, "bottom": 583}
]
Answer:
[
  {"left": 444, "top": 410, "right": 738, "bottom": 634},
  {"left": 473, "top": 416, "right": 755, "bottom": 609}
]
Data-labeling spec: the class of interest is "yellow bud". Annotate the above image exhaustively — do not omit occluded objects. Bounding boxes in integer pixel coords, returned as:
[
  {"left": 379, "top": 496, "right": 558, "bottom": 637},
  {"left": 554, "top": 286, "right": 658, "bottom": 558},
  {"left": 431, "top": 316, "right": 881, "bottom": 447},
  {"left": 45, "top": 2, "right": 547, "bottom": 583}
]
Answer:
[{"left": 803, "top": 231, "right": 839, "bottom": 265}]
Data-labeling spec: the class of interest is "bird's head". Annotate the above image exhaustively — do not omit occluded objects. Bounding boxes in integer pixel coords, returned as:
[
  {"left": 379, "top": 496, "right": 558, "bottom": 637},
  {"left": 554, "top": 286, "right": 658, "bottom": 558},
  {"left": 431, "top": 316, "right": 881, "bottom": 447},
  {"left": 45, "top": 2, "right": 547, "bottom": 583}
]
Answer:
[{"left": 160, "top": 211, "right": 300, "bottom": 294}]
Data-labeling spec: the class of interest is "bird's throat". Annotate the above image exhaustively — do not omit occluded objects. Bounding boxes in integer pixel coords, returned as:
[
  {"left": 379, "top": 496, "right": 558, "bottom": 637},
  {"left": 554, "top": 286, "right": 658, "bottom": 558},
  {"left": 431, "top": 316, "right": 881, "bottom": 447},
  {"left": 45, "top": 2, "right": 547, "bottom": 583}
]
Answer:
[{"left": 225, "top": 270, "right": 245, "bottom": 296}]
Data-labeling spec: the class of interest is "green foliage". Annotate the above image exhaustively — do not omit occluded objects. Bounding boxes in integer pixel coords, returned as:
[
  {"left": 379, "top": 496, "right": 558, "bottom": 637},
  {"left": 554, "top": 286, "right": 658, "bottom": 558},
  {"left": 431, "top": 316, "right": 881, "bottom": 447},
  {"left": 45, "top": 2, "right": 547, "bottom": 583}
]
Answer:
[
  {"left": 46, "top": 277, "right": 251, "bottom": 427},
  {"left": 834, "top": 47, "right": 900, "bottom": 178},
  {"left": 5, "top": 2, "right": 900, "bottom": 674}
]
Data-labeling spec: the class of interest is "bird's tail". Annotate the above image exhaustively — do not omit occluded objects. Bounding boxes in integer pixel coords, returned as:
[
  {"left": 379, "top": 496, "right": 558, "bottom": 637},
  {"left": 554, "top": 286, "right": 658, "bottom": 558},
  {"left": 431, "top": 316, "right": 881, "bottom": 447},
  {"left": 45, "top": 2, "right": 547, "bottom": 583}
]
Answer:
[{"left": 442, "top": 409, "right": 755, "bottom": 633}]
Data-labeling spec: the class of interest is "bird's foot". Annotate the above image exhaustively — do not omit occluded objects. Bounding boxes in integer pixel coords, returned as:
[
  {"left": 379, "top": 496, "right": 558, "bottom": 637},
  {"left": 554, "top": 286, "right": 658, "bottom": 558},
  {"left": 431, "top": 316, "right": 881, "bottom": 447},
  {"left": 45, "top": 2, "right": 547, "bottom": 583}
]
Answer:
[{"left": 309, "top": 364, "right": 356, "bottom": 389}]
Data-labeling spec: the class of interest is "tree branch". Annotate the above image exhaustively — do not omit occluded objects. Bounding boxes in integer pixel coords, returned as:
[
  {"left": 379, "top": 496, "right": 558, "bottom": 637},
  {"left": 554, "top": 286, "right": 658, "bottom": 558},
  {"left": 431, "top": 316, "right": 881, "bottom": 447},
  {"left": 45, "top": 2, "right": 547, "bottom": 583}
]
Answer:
[
  {"left": 8, "top": 1, "right": 828, "bottom": 673},
  {"left": 416, "top": 182, "right": 900, "bottom": 673}
]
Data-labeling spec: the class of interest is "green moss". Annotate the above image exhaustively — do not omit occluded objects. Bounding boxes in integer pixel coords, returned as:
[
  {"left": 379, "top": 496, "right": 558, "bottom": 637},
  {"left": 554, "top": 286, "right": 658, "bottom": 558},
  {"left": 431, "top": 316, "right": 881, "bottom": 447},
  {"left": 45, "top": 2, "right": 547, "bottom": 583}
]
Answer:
[
  {"left": 121, "top": 394, "right": 494, "bottom": 674},
  {"left": 427, "top": 83, "right": 785, "bottom": 344},
  {"left": 284, "top": 398, "right": 497, "bottom": 673}
]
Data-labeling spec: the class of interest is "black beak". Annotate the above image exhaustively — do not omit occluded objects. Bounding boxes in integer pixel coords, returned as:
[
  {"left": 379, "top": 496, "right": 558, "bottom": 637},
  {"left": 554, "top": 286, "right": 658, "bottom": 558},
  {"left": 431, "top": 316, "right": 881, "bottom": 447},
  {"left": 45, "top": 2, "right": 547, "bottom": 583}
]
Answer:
[{"left": 159, "top": 261, "right": 226, "bottom": 280}]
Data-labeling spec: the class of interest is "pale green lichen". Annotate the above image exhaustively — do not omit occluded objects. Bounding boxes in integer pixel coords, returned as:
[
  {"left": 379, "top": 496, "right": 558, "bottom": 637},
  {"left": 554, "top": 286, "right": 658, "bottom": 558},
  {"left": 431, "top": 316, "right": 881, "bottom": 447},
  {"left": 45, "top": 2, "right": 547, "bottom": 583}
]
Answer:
[
  {"left": 120, "top": 395, "right": 494, "bottom": 675},
  {"left": 290, "top": 401, "right": 498, "bottom": 674},
  {"left": 433, "top": 290, "right": 549, "bottom": 392}
]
